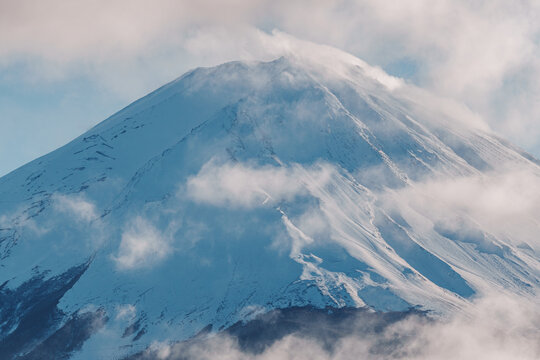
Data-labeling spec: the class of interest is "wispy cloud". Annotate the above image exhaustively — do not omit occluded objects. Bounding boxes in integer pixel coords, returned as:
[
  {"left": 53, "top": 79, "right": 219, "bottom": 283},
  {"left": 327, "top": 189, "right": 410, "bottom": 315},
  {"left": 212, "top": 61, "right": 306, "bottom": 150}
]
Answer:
[
  {"left": 115, "top": 304, "right": 136, "bottom": 321},
  {"left": 113, "top": 216, "right": 171, "bottom": 270},
  {"left": 52, "top": 193, "right": 98, "bottom": 222},
  {"left": 186, "top": 159, "right": 332, "bottom": 209},
  {"left": 0, "top": 193, "right": 99, "bottom": 239},
  {"left": 383, "top": 164, "right": 540, "bottom": 250}
]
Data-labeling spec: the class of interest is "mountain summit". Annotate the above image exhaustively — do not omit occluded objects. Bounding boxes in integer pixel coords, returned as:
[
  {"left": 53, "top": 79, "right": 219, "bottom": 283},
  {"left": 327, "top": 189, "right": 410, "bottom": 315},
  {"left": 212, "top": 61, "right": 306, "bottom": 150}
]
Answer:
[{"left": 1, "top": 52, "right": 539, "bottom": 359}]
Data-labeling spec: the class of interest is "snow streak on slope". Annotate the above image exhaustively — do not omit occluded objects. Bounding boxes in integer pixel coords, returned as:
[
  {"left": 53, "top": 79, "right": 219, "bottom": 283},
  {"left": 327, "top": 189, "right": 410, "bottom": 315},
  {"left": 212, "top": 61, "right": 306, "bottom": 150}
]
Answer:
[{"left": 0, "top": 45, "right": 539, "bottom": 359}]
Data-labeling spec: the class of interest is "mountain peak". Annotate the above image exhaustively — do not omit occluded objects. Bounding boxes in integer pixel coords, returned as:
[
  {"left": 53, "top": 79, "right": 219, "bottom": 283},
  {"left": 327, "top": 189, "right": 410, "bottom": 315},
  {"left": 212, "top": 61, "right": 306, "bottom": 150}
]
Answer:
[{"left": 0, "top": 50, "right": 539, "bottom": 359}]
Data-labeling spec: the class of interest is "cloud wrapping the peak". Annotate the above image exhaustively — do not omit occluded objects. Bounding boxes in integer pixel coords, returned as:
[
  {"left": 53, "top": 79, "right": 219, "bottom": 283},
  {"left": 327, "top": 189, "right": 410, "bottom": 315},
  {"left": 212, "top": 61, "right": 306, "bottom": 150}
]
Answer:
[{"left": 1, "top": 0, "right": 540, "bottom": 177}]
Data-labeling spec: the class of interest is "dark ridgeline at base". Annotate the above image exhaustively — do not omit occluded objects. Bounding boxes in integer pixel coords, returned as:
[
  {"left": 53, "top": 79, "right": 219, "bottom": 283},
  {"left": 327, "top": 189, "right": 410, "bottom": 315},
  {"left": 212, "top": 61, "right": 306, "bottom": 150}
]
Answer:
[{"left": 126, "top": 306, "right": 428, "bottom": 360}]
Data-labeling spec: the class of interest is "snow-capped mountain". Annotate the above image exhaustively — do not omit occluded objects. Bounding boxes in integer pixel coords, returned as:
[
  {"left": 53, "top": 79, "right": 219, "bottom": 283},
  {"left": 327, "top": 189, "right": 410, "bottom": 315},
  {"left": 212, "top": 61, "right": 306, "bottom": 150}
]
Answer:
[{"left": 1, "top": 45, "right": 539, "bottom": 359}]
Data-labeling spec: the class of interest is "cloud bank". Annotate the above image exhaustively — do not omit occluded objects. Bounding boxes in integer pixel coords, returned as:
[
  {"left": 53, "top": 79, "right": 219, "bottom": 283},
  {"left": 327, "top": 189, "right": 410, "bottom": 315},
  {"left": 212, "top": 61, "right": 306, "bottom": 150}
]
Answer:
[{"left": 136, "top": 294, "right": 540, "bottom": 360}]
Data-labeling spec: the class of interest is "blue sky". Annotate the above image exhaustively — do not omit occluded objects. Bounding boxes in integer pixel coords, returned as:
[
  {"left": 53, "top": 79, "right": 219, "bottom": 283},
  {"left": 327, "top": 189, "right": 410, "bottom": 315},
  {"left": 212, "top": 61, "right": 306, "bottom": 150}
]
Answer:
[
  {"left": 0, "top": 65, "right": 121, "bottom": 176},
  {"left": 1, "top": 1, "right": 539, "bottom": 177}
]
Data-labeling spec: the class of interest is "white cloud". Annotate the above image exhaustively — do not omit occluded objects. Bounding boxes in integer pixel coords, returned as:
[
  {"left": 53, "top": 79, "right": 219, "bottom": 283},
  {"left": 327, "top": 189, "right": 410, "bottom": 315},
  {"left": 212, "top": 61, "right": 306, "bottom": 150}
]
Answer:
[
  {"left": 149, "top": 341, "right": 174, "bottom": 360},
  {"left": 186, "top": 159, "right": 332, "bottom": 209},
  {"left": 113, "top": 216, "right": 171, "bottom": 270},
  {"left": 397, "top": 293, "right": 540, "bottom": 360},
  {"left": 186, "top": 159, "right": 338, "bottom": 257},
  {"left": 0, "top": 0, "right": 254, "bottom": 64},
  {"left": 52, "top": 193, "right": 98, "bottom": 222}
]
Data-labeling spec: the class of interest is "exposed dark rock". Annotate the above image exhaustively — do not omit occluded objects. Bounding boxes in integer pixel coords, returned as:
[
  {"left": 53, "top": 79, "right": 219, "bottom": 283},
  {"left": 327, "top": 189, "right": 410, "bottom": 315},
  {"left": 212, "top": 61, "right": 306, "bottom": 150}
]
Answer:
[
  {"left": 0, "top": 258, "right": 97, "bottom": 359},
  {"left": 18, "top": 308, "right": 108, "bottom": 360}
]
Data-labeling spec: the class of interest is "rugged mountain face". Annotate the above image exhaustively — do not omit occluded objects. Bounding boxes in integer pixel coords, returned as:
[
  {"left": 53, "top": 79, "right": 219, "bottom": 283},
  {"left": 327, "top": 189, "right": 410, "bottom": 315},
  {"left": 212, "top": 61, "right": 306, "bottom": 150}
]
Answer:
[{"left": 1, "top": 49, "right": 539, "bottom": 359}]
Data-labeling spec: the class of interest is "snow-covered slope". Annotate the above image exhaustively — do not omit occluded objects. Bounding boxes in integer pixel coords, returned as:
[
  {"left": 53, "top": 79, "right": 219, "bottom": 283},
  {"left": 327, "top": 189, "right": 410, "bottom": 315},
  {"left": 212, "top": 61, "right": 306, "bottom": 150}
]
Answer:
[{"left": 1, "top": 49, "right": 539, "bottom": 359}]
